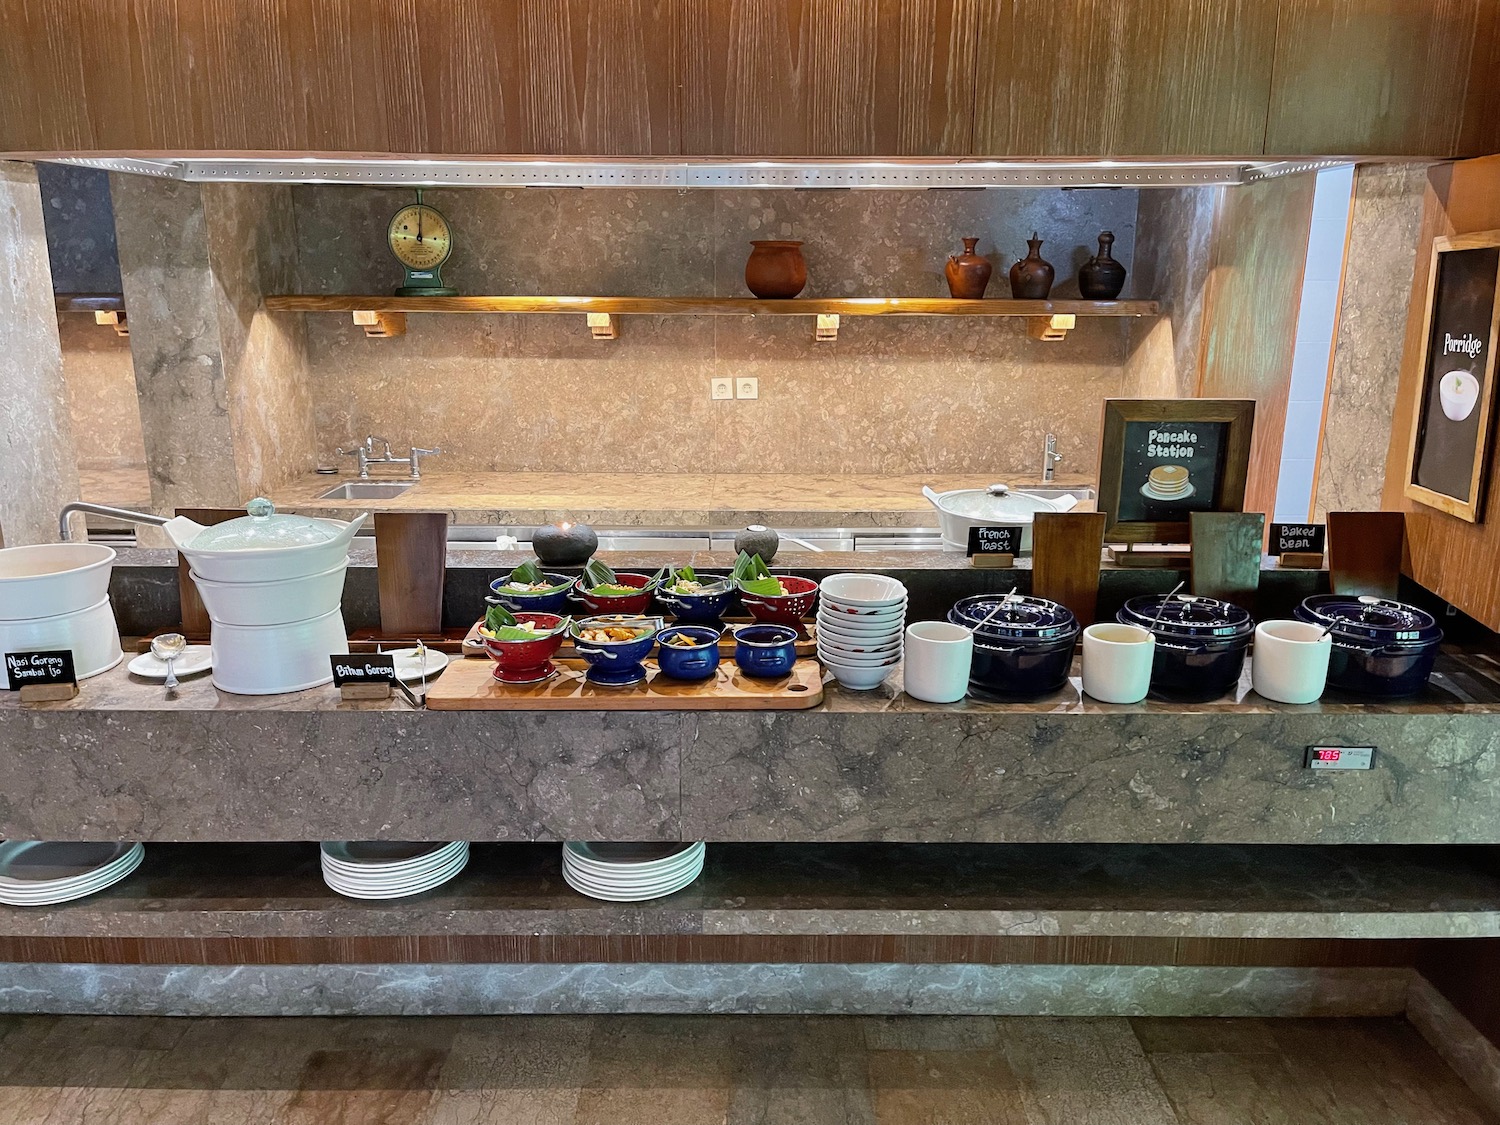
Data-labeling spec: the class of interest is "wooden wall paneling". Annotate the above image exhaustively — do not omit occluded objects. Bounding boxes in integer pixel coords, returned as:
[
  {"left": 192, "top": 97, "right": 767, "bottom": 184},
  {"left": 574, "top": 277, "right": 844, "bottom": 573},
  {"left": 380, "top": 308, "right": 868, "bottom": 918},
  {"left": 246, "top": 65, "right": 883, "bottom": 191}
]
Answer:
[
  {"left": 1266, "top": 0, "right": 1481, "bottom": 156},
  {"left": 972, "top": 0, "right": 1278, "bottom": 156},
  {"left": 682, "top": 0, "right": 977, "bottom": 156},
  {"left": 1458, "top": 0, "right": 1500, "bottom": 157},
  {"left": 1197, "top": 173, "right": 1319, "bottom": 519},
  {"left": 0, "top": 1, "right": 96, "bottom": 152},
  {"left": 1381, "top": 156, "right": 1500, "bottom": 630}
]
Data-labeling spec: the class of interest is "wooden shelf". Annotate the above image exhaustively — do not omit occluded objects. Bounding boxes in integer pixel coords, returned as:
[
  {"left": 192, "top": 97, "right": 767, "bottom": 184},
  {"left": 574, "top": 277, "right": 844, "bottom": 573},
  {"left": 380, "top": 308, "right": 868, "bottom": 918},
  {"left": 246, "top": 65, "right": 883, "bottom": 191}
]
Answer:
[
  {"left": 54, "top": 293, "right": 127, "bottom": 335},
  {"left": 263, "top": 294, "right": 1160, "bottom": 342}
]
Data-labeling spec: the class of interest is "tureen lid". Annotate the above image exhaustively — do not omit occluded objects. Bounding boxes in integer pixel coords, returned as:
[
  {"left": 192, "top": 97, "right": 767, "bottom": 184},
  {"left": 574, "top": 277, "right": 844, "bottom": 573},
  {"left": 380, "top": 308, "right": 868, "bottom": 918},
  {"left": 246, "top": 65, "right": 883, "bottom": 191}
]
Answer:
[
  {"left": 1120, "top": 594, "right": 1253, "bottom": 638},
  {"left": 935, "top": 486, "right": 1059, "bottom": 521},
  {"left": 187, "top": 498, "right": 343, "bottom": 552},
  {"left": 950, "top": 593, "right": 1078, "bottom": 639},
  {"left": 1294, "top": 595, "right": 1442, "bottom": 645}
]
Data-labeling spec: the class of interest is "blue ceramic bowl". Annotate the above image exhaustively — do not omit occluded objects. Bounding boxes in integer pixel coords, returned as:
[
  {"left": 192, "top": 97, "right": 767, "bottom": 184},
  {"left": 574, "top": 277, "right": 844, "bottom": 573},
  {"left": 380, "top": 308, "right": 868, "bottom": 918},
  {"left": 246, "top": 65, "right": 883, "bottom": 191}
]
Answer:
[
  {"left": 655, "top": 626, "right": 722, "bottom": 681},
  {"left": 733, "top": 623, "right": 799, "bottom": 679},
  {"left": 488, "top": 572, "right": 575, "bottom": 613},
  {"left": 655, "top": 576, "right": 737, "bottom": 623},
  {"left": 570, "top": 616, "right": 662, "bottom": 687}
]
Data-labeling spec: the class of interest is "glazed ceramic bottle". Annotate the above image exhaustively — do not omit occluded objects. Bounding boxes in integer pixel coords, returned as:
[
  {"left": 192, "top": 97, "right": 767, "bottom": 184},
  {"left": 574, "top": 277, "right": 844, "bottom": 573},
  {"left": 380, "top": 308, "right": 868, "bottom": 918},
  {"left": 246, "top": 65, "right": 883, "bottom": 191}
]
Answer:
[
  {"left": 1078, "top": 230, "right": 1128, "bottom": 300},
  {"left": 744, "top": 241, "right": 808, "bottom": 299},
  {"left": 1009, "top": 233, "right": 1054, "bottom": 299},
  {"left": 944, "top": 237, "right": 992, "bottom": 299}
]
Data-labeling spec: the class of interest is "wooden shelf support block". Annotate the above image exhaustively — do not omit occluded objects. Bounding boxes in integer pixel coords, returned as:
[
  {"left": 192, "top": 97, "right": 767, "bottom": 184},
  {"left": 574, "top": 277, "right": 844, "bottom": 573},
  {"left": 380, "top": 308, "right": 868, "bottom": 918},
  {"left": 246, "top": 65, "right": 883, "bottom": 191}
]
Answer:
[
  {"left": 93, "top": 309, "right": 128, "bottom": 336},
  {"left": 352, "top": 310, "right": 407, "bottom": 338},
  {"left": 1028, "top": 313, "right": 1076, "bottom": 341},
  {"left": 815, "top": 313, "right": 840, "bottom": 342},
  {"left": 1328, "top": 511, "right": 1405, "bottom": 598},
  {"left": 1032, "top": 511, "right": 1107, "bottom": 625},
  {"left": 586, "top": 312, "right": 618, "bottom": 340}
]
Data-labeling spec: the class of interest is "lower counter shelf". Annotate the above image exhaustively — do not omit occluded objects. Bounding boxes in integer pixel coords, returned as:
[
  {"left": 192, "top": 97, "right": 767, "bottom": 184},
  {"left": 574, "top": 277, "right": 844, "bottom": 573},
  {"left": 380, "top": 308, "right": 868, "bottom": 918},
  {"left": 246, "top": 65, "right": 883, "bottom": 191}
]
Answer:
[{"left": 3, "top": 843, "right": 1498, "bottom": 965}]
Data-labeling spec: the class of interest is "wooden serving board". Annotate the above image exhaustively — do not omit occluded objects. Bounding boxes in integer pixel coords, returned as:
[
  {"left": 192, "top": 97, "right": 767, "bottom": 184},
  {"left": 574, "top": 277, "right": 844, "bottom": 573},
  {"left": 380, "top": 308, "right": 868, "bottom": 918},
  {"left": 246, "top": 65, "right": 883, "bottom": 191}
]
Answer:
[
  {"left": 459, "top": 620, "right": 819, "bottom": 658},
  {"left": 425, "top": 656, "right": 824, "bottom": 711}
]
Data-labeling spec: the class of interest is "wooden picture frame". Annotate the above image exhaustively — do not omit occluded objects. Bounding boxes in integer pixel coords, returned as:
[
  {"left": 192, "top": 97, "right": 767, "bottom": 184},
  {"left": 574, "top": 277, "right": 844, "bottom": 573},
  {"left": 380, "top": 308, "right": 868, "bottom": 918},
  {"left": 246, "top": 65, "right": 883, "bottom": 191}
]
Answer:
[
  {"left": 1096, "top": 398, "right": 1256, "bottom": 544},
  {"left": 1403, "top": 231, "right": 1500, "bottom": 523}
]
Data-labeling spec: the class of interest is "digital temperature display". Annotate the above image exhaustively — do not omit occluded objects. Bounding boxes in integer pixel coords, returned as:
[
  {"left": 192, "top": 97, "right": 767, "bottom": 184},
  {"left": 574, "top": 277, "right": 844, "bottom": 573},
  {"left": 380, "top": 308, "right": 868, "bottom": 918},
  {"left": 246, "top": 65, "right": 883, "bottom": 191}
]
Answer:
[{"left": 1305, "top": 746, "right": 1375, "bottom": 770}]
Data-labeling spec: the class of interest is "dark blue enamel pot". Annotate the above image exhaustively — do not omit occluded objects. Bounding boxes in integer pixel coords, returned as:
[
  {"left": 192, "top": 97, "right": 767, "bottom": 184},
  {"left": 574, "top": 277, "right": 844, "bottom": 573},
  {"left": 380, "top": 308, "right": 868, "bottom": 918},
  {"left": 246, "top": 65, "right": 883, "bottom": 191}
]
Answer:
[
  {"left": 950, "top": 594, "right": 1079, "bottom": 699},
  {"left": 733, "top": 624, "right": 799, "bottom": 678},
  {"left": 655, "top": 626, "right": 722, "bottom": 681},
  {"left": 1294, "top": 595, "right": 1442, "bottom": 696},
  {"left": 654, "top": 575, "right": 738, "bottom": 623},
  {"left": 487, "top": 572, "right": 575, "bottom": 613},
  {"left": 1119, "top": 595, "right": 1253, "bottom": 701}
]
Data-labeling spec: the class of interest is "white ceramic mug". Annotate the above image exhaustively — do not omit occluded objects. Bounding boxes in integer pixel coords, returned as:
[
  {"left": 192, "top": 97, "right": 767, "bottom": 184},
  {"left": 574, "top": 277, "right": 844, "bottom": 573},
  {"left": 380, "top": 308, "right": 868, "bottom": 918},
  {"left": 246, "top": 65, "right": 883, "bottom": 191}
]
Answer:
[
  {"left": 1251, "top": 620, "right": 1332, "bottom": 705},
  {"left": 1081, "top": 622, "right": 1155, "bottom": 704},
  {"left": 903, "top": 621, "right": 973, "bottom": 703}
]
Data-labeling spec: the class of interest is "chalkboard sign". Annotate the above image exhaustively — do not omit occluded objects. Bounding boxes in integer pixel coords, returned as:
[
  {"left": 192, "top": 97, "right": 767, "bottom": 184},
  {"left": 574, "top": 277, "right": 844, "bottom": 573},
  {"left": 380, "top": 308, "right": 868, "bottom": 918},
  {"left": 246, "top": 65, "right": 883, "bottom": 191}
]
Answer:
[
  {"left": 5, "top": 650, "right": 76, "bottom": 691},
  {"left": 1405, "top": 231, "right": 1500, "bottom": 523},
  {"left": 1271, "top": 522, "right": 1325, "bottom": 555},
  {"left": 330, "top": 654, "right": 395, "bottom": 687},
  {"left": 967, "top": 525, "right": 1024, "bottom": 556}
]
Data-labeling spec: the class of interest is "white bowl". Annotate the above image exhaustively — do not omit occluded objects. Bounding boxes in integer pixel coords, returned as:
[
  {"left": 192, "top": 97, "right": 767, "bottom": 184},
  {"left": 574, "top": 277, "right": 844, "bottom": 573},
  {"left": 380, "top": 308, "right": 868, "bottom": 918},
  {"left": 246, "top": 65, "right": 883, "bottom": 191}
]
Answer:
[
  {"left": 210, "top": 608, "right": 348, "bottom": 695},
  {"left": 819, "top": 659, "right": 895, "bottom": 690},
  {"left": 0, "top": 596, "right": 122, "bottom": 680},
  {"left": 0, "top": 543, "right": 116, "bottom": 621},
  {"left": 193, "top": 561, "right": 350, "bottom": 626},
  {"left": 1441, "top": 370, "right": 1480, "bottom": 422},
  {"left": 818, "top": 573, "right": 908, "bottom": 608},
  {"left": 817, "top": 607, "right": 905, "bottom": 630},
  {"left": 818, "top": 643, "right": 902, "bottom": 668},
  {"left": 818, "top": 598, "right": 907, "bottom": 620},
  {"left": 818, "top": 634, "right": 903, "bottom": 656}
]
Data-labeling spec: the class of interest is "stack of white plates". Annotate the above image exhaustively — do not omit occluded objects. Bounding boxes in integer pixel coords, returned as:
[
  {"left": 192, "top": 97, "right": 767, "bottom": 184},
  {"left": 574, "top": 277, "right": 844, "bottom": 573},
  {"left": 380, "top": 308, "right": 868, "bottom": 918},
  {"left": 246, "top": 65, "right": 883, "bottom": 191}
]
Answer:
[
  {"left": 562, "top": 841, "right": 705, "bottom": 901},
  {"left": 816, "top": 573, "right": 907, "bottom": 690},
  {"left": 0, "top": 841, "right": 144, "bottom": 906},
  {"left": 320, "top": 840, "right": 468, "bottom": 899}
]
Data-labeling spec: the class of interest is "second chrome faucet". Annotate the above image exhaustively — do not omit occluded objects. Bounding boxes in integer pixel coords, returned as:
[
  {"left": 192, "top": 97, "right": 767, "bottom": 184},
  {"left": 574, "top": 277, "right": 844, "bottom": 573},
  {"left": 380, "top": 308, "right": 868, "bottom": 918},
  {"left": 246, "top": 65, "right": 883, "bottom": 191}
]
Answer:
[{"left": 337, "top": 435, "right": 442, "bottom": 480}]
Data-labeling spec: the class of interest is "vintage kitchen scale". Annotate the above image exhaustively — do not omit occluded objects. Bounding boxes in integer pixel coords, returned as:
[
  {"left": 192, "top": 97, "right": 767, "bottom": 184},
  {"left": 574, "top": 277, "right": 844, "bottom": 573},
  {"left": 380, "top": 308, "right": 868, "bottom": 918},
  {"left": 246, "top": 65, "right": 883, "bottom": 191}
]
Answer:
[{"left": 388, "top": 189, "right": 458, "bottom": 296}]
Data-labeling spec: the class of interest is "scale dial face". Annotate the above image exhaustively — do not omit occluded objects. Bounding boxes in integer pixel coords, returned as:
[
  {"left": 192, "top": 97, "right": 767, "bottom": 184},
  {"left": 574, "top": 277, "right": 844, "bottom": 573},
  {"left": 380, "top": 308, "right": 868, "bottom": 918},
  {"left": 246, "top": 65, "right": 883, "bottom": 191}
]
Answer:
[{"left": 388, "top": 204, "right": 453, "bottom": 271}]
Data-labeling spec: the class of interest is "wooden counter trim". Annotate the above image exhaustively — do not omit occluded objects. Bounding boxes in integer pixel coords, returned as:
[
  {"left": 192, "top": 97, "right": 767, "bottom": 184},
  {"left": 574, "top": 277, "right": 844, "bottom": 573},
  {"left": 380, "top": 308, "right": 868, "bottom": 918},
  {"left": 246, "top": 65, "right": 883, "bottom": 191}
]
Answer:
[{"left": 264, "top": 294, "right": 1160, "bottom": 317}]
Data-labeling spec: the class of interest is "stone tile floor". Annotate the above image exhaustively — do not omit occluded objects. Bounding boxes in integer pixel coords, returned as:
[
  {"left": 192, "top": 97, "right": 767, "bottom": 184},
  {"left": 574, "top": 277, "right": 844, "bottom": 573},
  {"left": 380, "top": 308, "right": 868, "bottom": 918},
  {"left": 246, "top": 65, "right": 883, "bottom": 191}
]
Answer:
[{"left": 0, "top": 1013, "right": 1489, "bottom": 1124}]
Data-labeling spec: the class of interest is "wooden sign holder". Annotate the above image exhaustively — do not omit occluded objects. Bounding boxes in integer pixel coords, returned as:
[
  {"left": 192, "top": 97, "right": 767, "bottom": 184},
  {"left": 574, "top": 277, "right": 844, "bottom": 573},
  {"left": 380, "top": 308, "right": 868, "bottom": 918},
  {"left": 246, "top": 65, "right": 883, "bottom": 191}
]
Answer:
[
  {"left": 1032, "top": 511, "right": 1107, "bottom": 625},
  {"left": 1277, "top": 551, "right": 1325, "bottom": 570},
  {"left": 1189, "top": 512, "right": 1265, "bottom": 613},
  {"left": 19, "top": 682, "right": 78, "bottom": 704},
  {"left": 971, "top": 552, "right": 1015, "bottom": 569},
  {"left": 341, "top": 682, "right": 393, "bottom": 702}
]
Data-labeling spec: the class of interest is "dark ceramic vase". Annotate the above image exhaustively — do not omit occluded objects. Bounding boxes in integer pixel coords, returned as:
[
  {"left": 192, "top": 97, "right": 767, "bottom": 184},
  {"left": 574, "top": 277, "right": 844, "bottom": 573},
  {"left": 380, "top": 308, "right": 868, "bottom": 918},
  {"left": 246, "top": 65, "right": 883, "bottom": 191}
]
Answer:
[
  {"left": 532, "top": 522, "right": 598, "bottom": 566},
  {"left": 1009, "top": 233, "right": 1055, "bottom": 300},
  {"left": 735, "top": 524, "right": 780, "bottom": 564},
  {"left": 745, "top": 241, "right": 808, "bottom": 299},
  {"left": 944, "top": 237, "right": 992, "bottom": 299},
  {"left": 1078, "top": 230, "right": 1128, "bottom": 300}
]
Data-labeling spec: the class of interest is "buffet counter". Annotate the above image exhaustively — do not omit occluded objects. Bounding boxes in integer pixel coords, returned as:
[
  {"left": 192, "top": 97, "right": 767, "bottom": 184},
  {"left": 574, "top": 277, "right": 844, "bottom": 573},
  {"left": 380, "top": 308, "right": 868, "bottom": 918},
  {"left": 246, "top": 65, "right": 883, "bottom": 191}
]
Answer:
[
  {"left": 5, "top": 653, "right": 1499, "bottom": 845},
  {"left": 272, "top": 470, "right": 1095, "bottom": 527}
]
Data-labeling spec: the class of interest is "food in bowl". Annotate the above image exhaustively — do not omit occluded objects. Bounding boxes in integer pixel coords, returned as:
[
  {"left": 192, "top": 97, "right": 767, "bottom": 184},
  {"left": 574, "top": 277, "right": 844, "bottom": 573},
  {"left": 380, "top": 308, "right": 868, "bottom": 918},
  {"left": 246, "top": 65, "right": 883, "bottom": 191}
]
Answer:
[
  {"left": 664, "top": 631, "right": 708, "bottom": 647},
  {"left": 579, "top": 623, "right": 648, "bottom": 643},
  {"left": 479, "top": 606, "right": 572, "bottom": 685}
]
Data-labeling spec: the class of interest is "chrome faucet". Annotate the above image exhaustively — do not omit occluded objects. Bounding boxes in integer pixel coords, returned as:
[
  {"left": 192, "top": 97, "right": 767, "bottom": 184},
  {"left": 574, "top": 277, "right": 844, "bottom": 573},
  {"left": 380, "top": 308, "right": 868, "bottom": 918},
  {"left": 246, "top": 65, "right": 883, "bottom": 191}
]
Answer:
[
  {"left": 1042, "top": 433, "right": 1062, "bottom": 483},
  {"left": 336, "top": 435, "right": 440, "bottom": 480}
]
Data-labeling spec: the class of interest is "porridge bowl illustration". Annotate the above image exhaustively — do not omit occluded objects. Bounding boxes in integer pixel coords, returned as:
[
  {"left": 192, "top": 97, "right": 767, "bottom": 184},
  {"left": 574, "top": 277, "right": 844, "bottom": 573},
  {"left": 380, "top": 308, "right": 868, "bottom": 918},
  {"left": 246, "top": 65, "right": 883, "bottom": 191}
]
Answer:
[{"left": 1440, "top": 370, "right": 1480, "bottom": 421}]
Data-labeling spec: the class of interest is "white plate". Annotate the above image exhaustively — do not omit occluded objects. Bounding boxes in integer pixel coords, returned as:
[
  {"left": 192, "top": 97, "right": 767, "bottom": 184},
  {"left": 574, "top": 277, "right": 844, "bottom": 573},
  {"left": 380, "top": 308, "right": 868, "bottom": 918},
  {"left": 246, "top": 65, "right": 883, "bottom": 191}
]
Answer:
[
  {"left": 563, "top": 841, "right": 702, "bottom": 866},
  {"left": 386, "top": 648, "right": 451, "bottom": 684},
  {"left": 563, "top": 860, "right": 704, "bottom": 902},
  {"left": 320, "top": 848, "right": 467, "bottom": 882},
  {"left": 127, "top": 646, "right": 213, "bottom": 681},
  {"left": 0, "top": 841, "right": 139, "bottom": 885},
  {"left": 323, "top": 852, "right": 468, "bottom": 898},
  {"left": 0, "top": 844, "right": 143, "bottom": 905},
  {"left": 321, "top": 841, "right": 460, "bottom": 867},
  {"left": 1140, "top": 481, "right": 1196, "bottom": 503},
  {"left": 563, "top": 849, "right": 705, "bottom": 882}
]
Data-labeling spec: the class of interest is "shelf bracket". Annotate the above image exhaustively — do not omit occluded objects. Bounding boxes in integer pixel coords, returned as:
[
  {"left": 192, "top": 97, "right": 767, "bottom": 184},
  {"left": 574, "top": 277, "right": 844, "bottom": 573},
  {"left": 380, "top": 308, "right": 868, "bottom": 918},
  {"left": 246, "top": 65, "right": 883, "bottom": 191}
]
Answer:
[
  {"left": 352, "top": 310, "right": 407, "bottom": 338},
  {"left": 1028, "top": 313, "right": 1075, "bottom": 342},
  {"left": 815, "top": 313, "right": 840, "bottom": 342},
  {"left": 587, "top": 312, "right": 619, "bottom": 341},
  {"left": 93, "top": 309, "right": 128, "bottom": 337}
]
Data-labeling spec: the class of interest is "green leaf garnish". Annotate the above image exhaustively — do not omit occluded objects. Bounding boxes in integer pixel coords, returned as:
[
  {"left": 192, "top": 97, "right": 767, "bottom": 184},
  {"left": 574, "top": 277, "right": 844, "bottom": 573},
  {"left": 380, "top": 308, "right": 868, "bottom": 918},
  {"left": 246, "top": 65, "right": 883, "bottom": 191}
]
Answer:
[
  {"left": 583, "top": 558, "right": 617, "bottom": 589},
  {"left": 510, "top": 560, "right": 546, "bottom": 584},
  {"left": 485, "top": 603, "right": 517, "bottom": 632}
]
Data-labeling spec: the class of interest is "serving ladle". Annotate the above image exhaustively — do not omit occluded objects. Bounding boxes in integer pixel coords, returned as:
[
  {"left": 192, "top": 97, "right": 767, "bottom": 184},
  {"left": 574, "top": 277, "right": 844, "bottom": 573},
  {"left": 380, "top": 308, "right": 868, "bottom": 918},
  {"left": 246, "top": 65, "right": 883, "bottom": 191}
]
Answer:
[{"left": 151, "top": 632, "right": 187, "bottom": 690}]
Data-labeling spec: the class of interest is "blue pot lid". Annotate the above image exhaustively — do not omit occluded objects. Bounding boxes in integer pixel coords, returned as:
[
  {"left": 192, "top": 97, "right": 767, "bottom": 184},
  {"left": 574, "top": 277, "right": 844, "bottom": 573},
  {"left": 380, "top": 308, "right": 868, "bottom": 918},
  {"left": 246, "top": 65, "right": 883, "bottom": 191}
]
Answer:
[
  {"left": 951, "top": 594, "right": 1078, "bottom": 640},
  {"left": 1120, "top": 594, "right": 1253, "bottom": 638},
  {"left": 1295, "top": 595, "right": 1442, "bottom": 646}
]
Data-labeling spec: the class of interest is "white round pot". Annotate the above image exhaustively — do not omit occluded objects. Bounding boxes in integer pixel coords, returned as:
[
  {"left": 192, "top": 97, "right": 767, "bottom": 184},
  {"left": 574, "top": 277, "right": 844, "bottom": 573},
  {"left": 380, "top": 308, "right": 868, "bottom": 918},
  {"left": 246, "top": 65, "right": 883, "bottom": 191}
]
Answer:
[
  {"left": 0, "top": 596, "right": 122, "bottom": 680},
  {"left": 210, "top": 608, "right": 348, "bottom": 695},
  {"left": 922, "top": 485, "right": 1077, "bottom": 552},
  {"left": 0, "top": 543, "right": 115, "bottom": 621},
  {"left": 164, "top": 499, "right": 366, "bottom": 584},
  {"left": 192, "top": 562, "right": 350, "bottom": 626}
]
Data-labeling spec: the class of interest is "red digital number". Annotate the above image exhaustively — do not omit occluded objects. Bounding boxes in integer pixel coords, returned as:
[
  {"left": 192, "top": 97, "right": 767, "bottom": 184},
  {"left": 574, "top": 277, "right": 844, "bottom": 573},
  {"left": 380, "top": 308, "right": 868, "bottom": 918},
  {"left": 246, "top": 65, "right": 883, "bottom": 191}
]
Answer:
[{"left": 1316, "top": 749, "right": 1341, "bottom": 762}]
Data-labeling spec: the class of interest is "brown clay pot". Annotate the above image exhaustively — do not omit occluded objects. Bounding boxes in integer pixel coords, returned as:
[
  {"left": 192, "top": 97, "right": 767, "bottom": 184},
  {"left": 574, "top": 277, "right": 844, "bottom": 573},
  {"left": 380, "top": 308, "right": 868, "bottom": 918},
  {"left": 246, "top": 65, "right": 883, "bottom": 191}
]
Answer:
[
  {"left": 1009, "top": 233, "right": 1055, "bottom": 300},
  {"left": 944, "top": 237, "right": 993, "bottom": 299},
  {"left": 745, "top": 240, "right": 808, "bottom": 299},
  {"left": 1078, "top": 230, "right": 1128, "bottom": 300}
]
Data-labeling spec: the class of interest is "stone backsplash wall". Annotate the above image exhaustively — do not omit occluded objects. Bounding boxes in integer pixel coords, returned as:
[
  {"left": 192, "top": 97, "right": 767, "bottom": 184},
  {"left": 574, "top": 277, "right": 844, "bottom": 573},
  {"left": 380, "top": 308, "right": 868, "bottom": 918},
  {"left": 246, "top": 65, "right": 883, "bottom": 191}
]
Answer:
[{"left": 291, "top": 186, "right": 1142, "bottom": 476}]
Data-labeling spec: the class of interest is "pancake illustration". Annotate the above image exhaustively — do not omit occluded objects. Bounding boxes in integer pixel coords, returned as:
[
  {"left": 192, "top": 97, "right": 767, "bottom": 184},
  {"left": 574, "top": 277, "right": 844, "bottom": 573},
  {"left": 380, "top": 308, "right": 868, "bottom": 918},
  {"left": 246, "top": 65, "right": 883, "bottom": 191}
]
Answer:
[{"left": 1145, "top": 464, "right": 1191, "bottom": 500}]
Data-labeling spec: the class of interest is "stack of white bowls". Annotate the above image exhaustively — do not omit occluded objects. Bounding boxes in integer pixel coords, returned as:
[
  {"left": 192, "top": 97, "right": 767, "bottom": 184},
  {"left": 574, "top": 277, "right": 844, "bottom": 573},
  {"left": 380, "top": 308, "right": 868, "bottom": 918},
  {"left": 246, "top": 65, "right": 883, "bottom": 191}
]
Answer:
[
  {"left": 562, "top": 841, "right": 705, "bottom": 901},
  {"left": 0, "top": 841, "right": 143, "bottom": 906},
  {"left": 0, "top": 543, "right": 123, "bottom": 680},
  {"left": 816, "top": 573, "right": 907, "bottom": 690},
  {"left": 320, "top": 840, "right": 469, "bottom": 899}
]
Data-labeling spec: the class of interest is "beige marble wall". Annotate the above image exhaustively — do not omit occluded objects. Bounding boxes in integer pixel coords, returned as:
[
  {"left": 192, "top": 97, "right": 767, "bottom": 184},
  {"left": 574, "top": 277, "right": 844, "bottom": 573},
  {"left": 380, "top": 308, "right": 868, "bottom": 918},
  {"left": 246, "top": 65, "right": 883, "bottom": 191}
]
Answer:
[
  {"left": 292, "top": 187, "right": 1144, "bottom": 477},
  {"left": 113, "top": 177, "right": 316, "bottom": 513},
  {"left": 58, "top": 318, "right": 144, "bottom": 471},
  {"left": 0, "top": 162, "right": 81, "bottom": 545},
  {"left": 1123, "top": 188, "right": 1219, "bottom": 398},
  {"left": 1314, "top": 163, "right": 1431, "bottom": 518}
]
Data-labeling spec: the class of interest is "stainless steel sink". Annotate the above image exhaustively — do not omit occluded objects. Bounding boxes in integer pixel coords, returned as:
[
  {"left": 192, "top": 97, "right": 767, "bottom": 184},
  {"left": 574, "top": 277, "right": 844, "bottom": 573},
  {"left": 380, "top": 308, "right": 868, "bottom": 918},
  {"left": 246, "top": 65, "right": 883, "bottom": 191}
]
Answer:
[{"left": 315, "top": 481, "right": 417, "bottom": 500}]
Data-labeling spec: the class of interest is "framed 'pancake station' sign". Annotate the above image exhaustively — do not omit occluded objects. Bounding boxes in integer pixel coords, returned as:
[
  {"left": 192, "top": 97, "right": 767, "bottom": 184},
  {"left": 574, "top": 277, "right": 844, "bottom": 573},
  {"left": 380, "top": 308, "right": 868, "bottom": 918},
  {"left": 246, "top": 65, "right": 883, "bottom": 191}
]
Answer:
[
  {"left": 1096, "top": 399, "right": 1256, "bottom": 544},
  {"left": 1403, "top": 231, "right": 1500, "bottom": 523}
]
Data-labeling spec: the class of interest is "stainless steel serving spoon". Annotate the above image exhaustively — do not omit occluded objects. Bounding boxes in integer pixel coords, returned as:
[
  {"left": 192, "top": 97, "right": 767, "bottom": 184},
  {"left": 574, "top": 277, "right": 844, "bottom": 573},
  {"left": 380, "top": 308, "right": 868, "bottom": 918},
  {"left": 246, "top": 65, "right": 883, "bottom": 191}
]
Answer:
[{"left": 151, "top": 632, "right": 187, "bottom": 690}]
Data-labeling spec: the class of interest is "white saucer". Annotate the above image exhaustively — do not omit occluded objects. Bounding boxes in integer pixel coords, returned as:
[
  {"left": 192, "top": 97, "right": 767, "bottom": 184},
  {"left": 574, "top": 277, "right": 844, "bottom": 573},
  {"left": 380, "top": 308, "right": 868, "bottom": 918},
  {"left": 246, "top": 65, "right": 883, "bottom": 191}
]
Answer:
[
  {"left": 1141, "top": 481, "right": 1196, "bottom": 503},
  {"left": 387, "top": 648, "right": 451, "bottom": 684},
  {"left": 127, "top": 646, "right": 213, "bottom": 680}
]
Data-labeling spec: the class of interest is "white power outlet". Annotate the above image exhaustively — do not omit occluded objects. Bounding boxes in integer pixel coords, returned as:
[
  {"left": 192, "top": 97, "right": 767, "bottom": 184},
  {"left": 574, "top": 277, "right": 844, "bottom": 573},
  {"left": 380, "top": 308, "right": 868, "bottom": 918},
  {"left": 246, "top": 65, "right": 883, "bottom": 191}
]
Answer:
[
  {"left": 736, "top": 377, "right": 759, "bottom": 400},
  {"left": 710, "top": 377, "right": 733, "bottom": 401}
]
